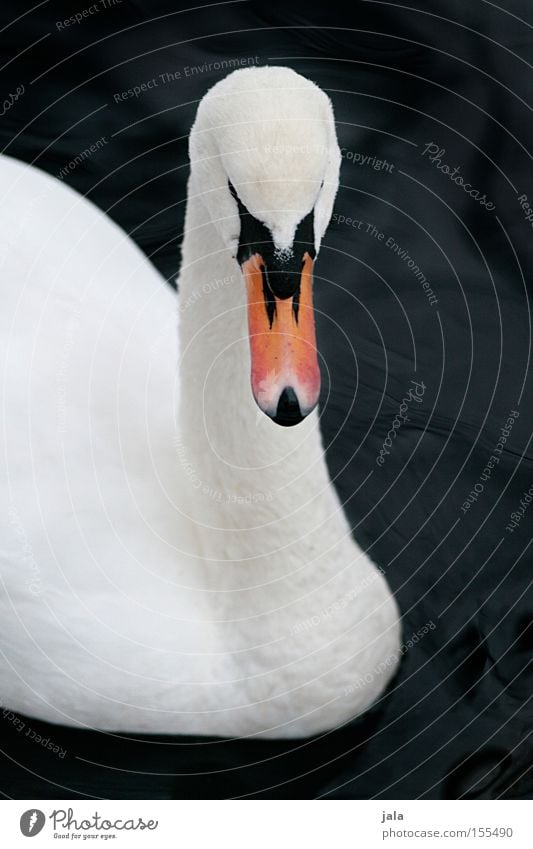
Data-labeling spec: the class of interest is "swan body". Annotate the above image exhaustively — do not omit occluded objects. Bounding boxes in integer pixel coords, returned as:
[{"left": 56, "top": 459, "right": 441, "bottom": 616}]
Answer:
[{"left": 0, "top": 67, "right": 400, "bottom": 738}]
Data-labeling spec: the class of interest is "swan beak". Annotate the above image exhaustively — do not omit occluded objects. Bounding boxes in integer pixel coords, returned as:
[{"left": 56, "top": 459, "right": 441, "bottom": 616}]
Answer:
[{"left": 242, "top": 251, "right": 321, "bottom": 426}]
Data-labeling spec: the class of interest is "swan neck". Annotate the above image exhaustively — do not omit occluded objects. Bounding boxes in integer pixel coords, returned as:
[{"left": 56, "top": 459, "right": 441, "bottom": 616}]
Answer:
[{"left": 177, "top": 173, "right": 342, "bottom": 545}]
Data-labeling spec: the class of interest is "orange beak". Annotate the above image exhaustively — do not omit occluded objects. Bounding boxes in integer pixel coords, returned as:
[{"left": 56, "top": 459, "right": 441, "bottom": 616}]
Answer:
[{"left": 242, "top": 251, "right": 321, "bottom": 425}]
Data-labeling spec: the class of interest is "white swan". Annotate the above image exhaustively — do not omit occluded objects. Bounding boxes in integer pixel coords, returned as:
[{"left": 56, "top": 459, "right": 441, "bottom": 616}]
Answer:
[{"left": 0, "top": 67, "right": 400, "bottom": 739}]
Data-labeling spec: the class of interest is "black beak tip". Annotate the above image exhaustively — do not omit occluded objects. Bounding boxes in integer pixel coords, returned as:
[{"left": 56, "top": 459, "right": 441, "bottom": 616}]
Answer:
[{"left": 272, "top": 387, "right": 304, "bottom": 427}]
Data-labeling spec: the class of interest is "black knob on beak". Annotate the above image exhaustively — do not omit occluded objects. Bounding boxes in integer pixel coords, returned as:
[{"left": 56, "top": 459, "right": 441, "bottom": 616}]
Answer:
[
  {"left": 273, "top": 387, "right": 304, "bottom": 427},
  {"left": 266, "top": 269, "right": 300, "bottom": 300}
]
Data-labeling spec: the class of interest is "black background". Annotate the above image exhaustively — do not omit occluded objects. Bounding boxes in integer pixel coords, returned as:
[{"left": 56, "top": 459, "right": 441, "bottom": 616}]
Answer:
[{"left": 0, "top": 0, "right": 531, "bottom": 799}]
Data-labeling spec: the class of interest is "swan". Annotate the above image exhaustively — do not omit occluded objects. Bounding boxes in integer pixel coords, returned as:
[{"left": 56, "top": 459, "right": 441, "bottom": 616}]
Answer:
[{"left": 0, "top": 66, "right": 400, "bottom": 739}]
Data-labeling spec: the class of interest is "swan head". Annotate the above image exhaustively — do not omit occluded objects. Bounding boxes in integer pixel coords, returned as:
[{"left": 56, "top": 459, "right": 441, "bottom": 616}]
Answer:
[{"left": 189, "top": 66, "right": 341, "bottom": 426}]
